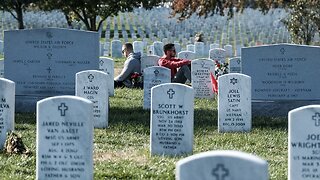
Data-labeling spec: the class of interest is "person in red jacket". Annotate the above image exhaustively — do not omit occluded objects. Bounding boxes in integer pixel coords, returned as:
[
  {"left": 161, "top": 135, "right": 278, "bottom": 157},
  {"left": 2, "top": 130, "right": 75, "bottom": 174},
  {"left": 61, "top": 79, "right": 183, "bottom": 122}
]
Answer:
[{"left": 158, "top": 43, "right": 191, "bottom": 83}]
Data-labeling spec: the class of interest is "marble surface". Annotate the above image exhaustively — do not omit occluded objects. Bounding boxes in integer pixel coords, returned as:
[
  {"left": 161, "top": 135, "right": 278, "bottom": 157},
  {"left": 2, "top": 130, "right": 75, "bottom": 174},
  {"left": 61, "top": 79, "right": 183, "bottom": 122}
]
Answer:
[
  {"left": 36, "top": 95, "right": 93, "bottom": 179},
  {"left": 150, "top": 83, "right": 194, "bottom": 156},
  {"left": 140, "top": 55, "right": 160, "bottom": 74},
  {"left": 218, "top": 73, "right": 251, "bottom": 132},
  {"left": 176, "top": 150, "right": 268, "bottom": 180},
  {"left": 99, "top": 57, "right": 114, "bottom": 96},
  {"left": 76, "top": 70, "right": 109, "bottom": 128}
]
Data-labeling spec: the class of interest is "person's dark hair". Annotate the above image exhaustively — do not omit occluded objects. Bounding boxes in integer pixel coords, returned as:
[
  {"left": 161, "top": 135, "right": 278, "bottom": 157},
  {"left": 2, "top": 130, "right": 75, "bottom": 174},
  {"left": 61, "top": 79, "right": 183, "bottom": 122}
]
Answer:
[
  {"left": 163, "top": 43, "right": 175, "bottom": 53},
  {"left": 124, "top": 43, "right": 133, "bottom": 51}
]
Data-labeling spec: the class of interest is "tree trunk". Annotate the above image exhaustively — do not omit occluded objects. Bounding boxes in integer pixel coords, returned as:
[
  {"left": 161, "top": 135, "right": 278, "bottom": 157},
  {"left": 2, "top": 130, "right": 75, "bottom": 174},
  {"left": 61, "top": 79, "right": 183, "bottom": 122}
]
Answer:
[
  {"left": 15, "top": 3, "right": 24, "bottom": 29},
  {"left": 89, "top": 17, "right": 97, "bottom": 31}
]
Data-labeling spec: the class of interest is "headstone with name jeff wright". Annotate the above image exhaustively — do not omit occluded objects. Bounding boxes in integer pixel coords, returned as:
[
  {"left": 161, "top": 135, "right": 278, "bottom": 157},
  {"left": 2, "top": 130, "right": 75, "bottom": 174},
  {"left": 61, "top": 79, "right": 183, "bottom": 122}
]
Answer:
[
  {"left": 76, "top": 70, "right": 108, "bottom": 128},
  {"left": 140, "top": 55, "right": 159, "bottom": 74},
  {"left": 143, "top": 66, "right": 171, "bottom": 109},
  {"left": 0, "top": 78, "right": 15, "bottom": 148},
  {"left": 176, "top": 150, "right": 268, "bottom": 180},
  {"left": 218, "top": 73, "right": 251, "bottom": 132},
  {"left": 288, "top": 105, "right": 320, "bottom": 180},
  {"left": 99, "top": 57, "right": 114, "bottom": 96},
  {"left": 36, "top": 95, "right": 93, "bottom": 179},
  {"left": 150, "top": 83, "right": 194, "bottom": 156},
  {"left": 242, "top": 44, "right": 320, "bottom": 116},
  {"left": 111, "top": 40, "right": 122, "bottom": 58},
  {"left": 4, "top": 28, "right": 99, "bottom": 112},
  {"left": 191, "top": 59, "right": 215, "bottom": 99},
  {"left": 229, "top": 57, "right": 241, "bottom": 73}
]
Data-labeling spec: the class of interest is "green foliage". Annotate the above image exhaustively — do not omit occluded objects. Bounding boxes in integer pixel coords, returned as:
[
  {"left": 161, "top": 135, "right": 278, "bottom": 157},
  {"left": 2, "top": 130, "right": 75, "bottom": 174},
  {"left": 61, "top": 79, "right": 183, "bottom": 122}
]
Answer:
[
  {"left": 0, "top": 89, "right": 288, "bottom": 179},
  {"left": 283, "top": 0, "right": 320, "bottom": 45}
]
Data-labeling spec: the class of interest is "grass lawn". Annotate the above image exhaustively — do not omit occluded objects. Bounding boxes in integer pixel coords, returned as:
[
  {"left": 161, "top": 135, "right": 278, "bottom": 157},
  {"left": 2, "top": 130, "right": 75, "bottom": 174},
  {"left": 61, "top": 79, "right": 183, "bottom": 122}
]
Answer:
[{"left": 0, "top": 87, "right": 288, "bottom": 179}]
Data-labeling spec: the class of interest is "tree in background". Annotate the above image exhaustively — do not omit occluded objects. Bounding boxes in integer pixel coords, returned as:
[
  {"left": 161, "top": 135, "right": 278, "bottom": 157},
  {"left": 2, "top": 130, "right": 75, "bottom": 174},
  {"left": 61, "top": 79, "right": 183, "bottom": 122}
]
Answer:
[
  {"left": 38, "top": 0, "right": 165, "bottom": 31},
  {"left": 169, "top": 0, "right": 319, "bottom": 45},
  {"left": 0, "top": 0, "right": 37, "bottom": 29},
  {"left": 283, "top": 0, "right": 319, "bottom": 45}
]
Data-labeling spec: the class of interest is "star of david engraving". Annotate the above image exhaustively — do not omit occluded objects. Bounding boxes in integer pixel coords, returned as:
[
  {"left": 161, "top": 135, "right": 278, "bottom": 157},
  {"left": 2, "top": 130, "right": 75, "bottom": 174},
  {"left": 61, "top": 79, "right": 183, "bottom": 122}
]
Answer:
[
  {"left": 230, "top": 78, "right": 238, "bottom": 85},
  {"left": 99, "top": 60, "right": 104, "bottom": 66},
  {"left": 280, "top": 48, "right": 285, "bottom": 55},
  {"left": 312, "top": 112, "right": 320, "bottom": 126},
  {"left": 167, "top": 89, "right": 175, "bottom": 99},
  {"left": 58, "top": 103, "right": 68, "bottom": 116},
  {"left": 88, "top": 74, "right": 94, "bottom": 82},
  {"left": 212, "top": 164, "right": 229, "bottom": 180},
  {"left": 154, "top": 69, "right": 159, "bottom": 76}
]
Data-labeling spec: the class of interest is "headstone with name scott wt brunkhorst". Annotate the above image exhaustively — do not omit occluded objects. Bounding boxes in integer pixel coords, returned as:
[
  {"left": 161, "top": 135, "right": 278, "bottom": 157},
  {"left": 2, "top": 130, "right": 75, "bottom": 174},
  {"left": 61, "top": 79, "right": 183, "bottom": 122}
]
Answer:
[
  {"left": 176, "top": 150, "right": 269, "bottom": 180},
  {"left": 242, "top": 44, "right": 320, "bottom": 116},
  {"left": 4, "top": 28, "right": 99, "bottom": 112},
  {"left": 150, "top": 83, "right": 194, "bottom": 156},
  {"left": 143, "top": 66, "right": 171, "bottom": 109},
  {"left": 191, "top": 59, "right": 215, "bottom": 99},
  {"left": 76, "top": 70, "right": 109, "bottom": 128},
  {"left": 36, "top": 95, "right": 93, "bottom": 180},
  {"left": 0, "top": 78, "right": 15, "bottom": 148},
  {"left": 99, "top": 57, "right": 114, "bottom": 96},
  {"left": 218, "top": 73, "right": 251, "bottom": 132},
  {"left": 288, "top": 105, "right": 320, "bottom": 180}
]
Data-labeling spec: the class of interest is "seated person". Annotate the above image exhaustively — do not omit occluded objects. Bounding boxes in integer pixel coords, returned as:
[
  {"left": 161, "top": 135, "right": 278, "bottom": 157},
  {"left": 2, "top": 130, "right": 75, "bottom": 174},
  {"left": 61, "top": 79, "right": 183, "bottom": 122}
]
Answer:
[
  {"left": 114, "top": 43, "right": 141, "bottom": 88},
  {"left": 158, "top": 43, "right": 191, "bottom": 83}
]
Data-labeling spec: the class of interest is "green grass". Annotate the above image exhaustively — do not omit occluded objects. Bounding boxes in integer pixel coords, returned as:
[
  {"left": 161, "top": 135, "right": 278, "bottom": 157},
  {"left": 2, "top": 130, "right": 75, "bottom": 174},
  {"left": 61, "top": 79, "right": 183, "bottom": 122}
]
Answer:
[{"left": 0, "top": 88, "right": 288, "bottom": 179}]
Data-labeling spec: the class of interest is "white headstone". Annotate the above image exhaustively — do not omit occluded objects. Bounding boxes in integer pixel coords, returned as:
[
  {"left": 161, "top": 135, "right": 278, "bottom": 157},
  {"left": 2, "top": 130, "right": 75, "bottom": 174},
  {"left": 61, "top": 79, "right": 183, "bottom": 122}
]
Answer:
[
  {"left": 288, "top": 105, "right": 320, "bottom": 180},
  {"left": 191, "top": 59, "right": 215, "bottom": 99},
  {"left": 153, "top": 41, "right": 164, "bottom": 56},
  {"left": 176, "top": 150, "right": 268, "bottom": 180},
  {"left": 210, "top": 43, "right": 220, "bottom": 50},
  {"left": 133, "top": 41, "right": 144, "bottom": 56},
  {"left": 187, "top": 44, "right": 195, "bottom": 52},
  {"left": 111, "top": 40, "right": 122, "bottom": 58},
  {"left": 229, "top": 57, "right": 241, "bottom": 73},
  {"left": 224, "top": 44, "right": 233, "bottom": 57},
  {"left": 76, "top": 70, "right": 109, "bottom": 128},
  {"left": 194, "top": 42, "right": 205, "bottom": 58},
  {"left": 140, "top": 55, "right": 159, "bottom": 74},
  {"left": 150, "top": 83, "right": 194, "bottom": 156},
  {"left": 36, "top": 95, "right": 93, "bottom": 179},
  {"left": 178, "top": 51, "right": 196, "bottom": 60},
  {"left": 209, "top": 48, "right": 227, "bottom": 63},
  {"left": 143, "top": 67, "right": 171, "bottom": 109},
  {"left": 99, "top": 57, "right": 114, "bottom": 96},
  {"left": 0, "top": 78, "right": 15, "bottom": 147},
  {"left": 218, "top": 73, "right": 251, "bottom": 132}
]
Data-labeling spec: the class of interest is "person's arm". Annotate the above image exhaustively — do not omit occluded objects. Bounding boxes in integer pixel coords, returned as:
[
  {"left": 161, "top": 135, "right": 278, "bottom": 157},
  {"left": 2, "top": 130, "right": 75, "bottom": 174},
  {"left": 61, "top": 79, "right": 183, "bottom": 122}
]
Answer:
[
  {"left": 114, "top": 60, "right": 135, "bottom": 82},
  {"left": 159, "top": 58, "right": 190, "bottom": 69}
]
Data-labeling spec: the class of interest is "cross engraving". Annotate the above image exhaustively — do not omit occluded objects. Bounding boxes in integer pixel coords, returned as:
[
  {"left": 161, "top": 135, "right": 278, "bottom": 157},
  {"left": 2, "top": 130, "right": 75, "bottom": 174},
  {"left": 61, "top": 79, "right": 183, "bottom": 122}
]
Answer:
[
  {"left": 230, "top": 78, "right": 238, "bottom": 85},
  {"left": 280, "top": 48, "right": 285, "bottom": 55},
  {"left": 212, "top": 164, "right": 229, "bottom": 180},
  {"left": 58, "top": 103, "right": 68, "bottom": 116},
  {"left": 184, "top": 54, "right": 189, "bottom": 58},
  {"left": 46, "top": 32, "right": 53, "bottom": 39},
  {"left": 46, "top": 67, "right": 52, "bottom": 74},
  {"left": 167, "top": 89, "right": 175, "bottom": 99},
  {"left": 88, "top": 74, "right": 94, "bottom": 82},
  {"left": 236, "top": 59, "right": 241, "bottom": 65},
  {"left": 201, "top": 61, "right": 205, "bottom": 68},
  {"left": 312, "top": 113, "right": 320, "bottom": 126}
]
